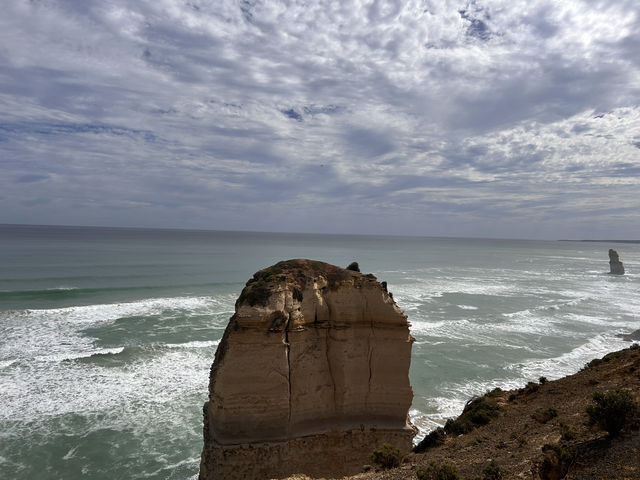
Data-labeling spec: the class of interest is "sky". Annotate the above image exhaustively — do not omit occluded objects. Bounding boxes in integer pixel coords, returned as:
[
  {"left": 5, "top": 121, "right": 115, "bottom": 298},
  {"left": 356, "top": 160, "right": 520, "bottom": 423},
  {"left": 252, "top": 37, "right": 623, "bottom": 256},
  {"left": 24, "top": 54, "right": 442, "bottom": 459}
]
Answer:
[{"left": 1, "top": 0, "right": 639, "bottom": 239}]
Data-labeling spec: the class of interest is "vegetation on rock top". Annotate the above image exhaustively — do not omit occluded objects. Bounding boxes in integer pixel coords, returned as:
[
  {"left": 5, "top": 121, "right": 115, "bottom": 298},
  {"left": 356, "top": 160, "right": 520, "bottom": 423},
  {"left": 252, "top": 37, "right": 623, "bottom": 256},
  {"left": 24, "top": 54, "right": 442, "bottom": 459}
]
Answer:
[{"left": 236, "top": 259, "right": 379, "bottom": 307}]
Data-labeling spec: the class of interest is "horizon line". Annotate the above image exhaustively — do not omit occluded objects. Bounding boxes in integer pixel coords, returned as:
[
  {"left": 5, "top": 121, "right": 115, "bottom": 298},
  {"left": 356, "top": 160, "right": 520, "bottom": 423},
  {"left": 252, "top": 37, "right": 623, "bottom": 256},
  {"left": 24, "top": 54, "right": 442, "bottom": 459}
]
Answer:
[{"left": 3, "top": 222, "right": 640, "bottom": 244}]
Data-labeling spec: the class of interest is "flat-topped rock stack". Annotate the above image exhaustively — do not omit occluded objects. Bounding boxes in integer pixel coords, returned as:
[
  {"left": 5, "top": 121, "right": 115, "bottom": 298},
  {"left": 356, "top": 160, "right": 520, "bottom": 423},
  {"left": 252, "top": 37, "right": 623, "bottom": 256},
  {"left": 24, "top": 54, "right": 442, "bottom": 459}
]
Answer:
[
  {"left": 609, "top": 249, "right": 625, "bottom": 275},
  {"left": 199, "top": 259, "right": 415, "bottom": 480}
]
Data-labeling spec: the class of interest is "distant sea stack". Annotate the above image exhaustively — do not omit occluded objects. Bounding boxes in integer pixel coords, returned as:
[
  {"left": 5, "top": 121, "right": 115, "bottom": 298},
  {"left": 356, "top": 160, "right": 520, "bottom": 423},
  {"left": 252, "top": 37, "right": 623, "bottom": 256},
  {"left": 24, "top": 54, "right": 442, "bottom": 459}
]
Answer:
[
  {"left": 199, "top": 259, "right": 415, "bottom": 480},
  {"left": 609, "top": 249, "right": 625, "bottom": 275}
]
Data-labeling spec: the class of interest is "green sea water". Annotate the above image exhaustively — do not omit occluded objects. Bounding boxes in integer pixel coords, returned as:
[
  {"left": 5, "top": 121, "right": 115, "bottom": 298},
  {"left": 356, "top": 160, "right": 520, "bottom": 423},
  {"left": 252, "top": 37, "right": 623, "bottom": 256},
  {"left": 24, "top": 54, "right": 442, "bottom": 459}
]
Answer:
[{"left": 1, "top": 225, "right": 639, "bottom": 479}]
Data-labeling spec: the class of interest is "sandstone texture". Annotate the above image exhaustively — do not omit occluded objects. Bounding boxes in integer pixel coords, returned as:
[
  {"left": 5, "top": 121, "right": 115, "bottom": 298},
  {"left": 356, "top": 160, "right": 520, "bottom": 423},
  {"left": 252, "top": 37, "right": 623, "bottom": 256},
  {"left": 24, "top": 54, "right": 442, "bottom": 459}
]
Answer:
[
  {"left": 608, "top": 248, "right": 625, "bottom": 274},
  {"left": 199, "top": 259, "right": 415, "bottom": 480}
]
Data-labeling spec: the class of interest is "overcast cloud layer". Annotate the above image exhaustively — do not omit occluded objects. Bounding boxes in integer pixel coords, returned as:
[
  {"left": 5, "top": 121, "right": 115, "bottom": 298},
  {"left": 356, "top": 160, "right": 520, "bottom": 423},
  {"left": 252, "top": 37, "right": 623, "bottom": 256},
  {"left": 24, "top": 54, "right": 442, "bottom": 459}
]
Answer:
[{"left": 1, "top": 0, "right": 639, "bottom": 239}]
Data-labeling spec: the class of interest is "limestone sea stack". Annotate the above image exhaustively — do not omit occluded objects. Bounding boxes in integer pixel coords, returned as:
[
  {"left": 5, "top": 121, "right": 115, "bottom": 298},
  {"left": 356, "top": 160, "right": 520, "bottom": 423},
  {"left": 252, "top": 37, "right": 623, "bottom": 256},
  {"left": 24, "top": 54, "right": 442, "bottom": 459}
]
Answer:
[
  {"left": 199, "top": 259, "right": 415, "bottom": 480},
  {"left": 609, "top": 249, "right": 625, "bottom": 275}
]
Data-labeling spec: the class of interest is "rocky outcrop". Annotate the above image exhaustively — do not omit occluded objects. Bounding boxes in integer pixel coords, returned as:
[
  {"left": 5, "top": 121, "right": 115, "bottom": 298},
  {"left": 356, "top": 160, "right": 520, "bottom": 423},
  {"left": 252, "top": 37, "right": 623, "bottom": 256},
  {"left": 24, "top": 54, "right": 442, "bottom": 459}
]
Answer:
[
  {"left": 199, "top": 259, "right": 415, "bottom": 480},
  {"left": 609, "top": 249, "right": 625, "bottom": 275}
]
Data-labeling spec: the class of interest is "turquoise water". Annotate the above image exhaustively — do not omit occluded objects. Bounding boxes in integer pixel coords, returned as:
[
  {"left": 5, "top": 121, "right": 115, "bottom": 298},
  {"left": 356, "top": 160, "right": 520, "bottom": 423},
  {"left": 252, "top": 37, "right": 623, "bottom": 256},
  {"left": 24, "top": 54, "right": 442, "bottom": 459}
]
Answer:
[{"left": 1, "top": 225, "right": 639, "bottom": 479}]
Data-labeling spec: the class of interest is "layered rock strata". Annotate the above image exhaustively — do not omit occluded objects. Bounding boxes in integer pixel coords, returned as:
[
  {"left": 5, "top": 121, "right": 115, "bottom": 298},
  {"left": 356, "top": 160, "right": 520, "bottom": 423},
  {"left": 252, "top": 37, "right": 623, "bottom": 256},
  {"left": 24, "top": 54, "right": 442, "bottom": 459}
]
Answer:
[
  {"left": 609, "top": 249, "right": 625, "bottom": 275},
  {"left": 199, "top": 259, "right": 415, "bottom": 480}
]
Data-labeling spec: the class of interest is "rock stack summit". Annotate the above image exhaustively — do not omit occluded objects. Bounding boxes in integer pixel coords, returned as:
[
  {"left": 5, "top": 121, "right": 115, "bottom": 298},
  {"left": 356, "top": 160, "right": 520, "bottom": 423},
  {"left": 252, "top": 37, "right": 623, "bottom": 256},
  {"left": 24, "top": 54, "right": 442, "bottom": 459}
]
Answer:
[
  {"left": 609, "top": 249, "right": 625, "bottom": 275},
  {"left": 199, "top": 259, "right": 415, "bottom": 479}
]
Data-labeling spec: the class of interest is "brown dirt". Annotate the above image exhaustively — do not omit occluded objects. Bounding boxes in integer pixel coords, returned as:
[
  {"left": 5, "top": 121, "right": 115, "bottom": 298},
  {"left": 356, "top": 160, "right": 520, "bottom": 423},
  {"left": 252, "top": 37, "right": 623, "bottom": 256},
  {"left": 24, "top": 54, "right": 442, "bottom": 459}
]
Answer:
[{"left": 292, "top": 345, "right": 640, "bottom": 480}]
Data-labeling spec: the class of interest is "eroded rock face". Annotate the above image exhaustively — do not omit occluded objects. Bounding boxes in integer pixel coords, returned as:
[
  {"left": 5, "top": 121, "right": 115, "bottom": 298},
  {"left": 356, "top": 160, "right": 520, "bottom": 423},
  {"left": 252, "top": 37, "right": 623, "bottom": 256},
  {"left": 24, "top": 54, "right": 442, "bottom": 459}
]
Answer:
[
  {"left": 199, "top": 259, "right": 415, "bottom": 480},
  {"left": 609, "top": 249, "right": 625, "bottom": 275}
]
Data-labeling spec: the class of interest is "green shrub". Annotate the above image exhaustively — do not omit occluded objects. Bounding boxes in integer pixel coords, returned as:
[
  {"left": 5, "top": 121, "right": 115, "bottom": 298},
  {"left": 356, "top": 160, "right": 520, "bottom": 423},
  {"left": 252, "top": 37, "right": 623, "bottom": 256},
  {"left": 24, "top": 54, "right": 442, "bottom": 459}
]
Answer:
[
  {"left": 583, "top": 358, "right": 602, "bottom": 370},
  {"left": 413, "top": 427, "right": 446, "bottom": 453},
  {"left": 481, "top": 460, "right": 504, "bottom": 480},
  {"left": 416, "top": 462, "right": 460, "bottom": 480},
  {"left": 539, "top": 444, "right": 573, "bottom": 480},
  {"left": 444, "top": 394, "right": 501, "bottom": 436},
  {"left": 292, "top": 287, "right": 303, "bottom": 301},
  {"left": 584, "top": 350, "right": 627, "bottom": 371},
  {"left": 586, "top": 389, "right": 639, "bottom": 437},
  {"left": 531, "top": 407, "right": 558, "bottom": 424},
  {"left": 370, "top": 443, "right": 401, "bottom": 469},
  {"left": 559, "top": 422, "right": 576, "bottom": 441}
]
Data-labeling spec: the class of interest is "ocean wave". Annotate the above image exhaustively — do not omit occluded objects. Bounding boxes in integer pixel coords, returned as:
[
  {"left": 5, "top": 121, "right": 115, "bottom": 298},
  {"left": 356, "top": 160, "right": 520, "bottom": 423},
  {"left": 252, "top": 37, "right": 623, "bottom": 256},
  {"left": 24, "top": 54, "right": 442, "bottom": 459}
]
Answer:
[
  {"left": 0, "top": 343, "right": 214, "bottom": 421},
  {"left": 394, "top": 277, "right": 523, "bottom": 300},
  {"left": 38, "top": 347, "right": 126, "bottom": 363},
  {"left": 62, "top": 445, "right": 79, "bottom": 460},
  {"left": 408, "top": 408, "right": 444, "bottom": 441},
  {"left": 508, "top": 333, "right": 630, "bottom": 381},
  {"left": 7, "top": 295, "right": 231, "bottom": 322},
  {"left": 144, "top": 456, "right": 201, "bottom": 477},
  {"left": 68, "top": 342, "right": 220, "bottom": 365},
  {"left": 0, "top": 282, "right": 242, "bottom": 304},
  {"left": 165, "top": 340, "right": 220, "bottom": 349},
  {"left": 410, "top": 319, "right": 470, "bottom": 338},
  {"left": 0, "top": 296, "right": 232, "bottom": 366},
  {"left": 0, "top": 359, "right": 17, "bottom": 369}
]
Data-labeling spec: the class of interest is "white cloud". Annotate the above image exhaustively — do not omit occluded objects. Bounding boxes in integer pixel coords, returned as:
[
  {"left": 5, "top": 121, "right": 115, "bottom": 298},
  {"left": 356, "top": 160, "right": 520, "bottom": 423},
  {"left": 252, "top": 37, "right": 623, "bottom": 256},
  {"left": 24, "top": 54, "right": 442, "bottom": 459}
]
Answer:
[{"left": 0, "top": 0, "right": 638, "bottom": 238}]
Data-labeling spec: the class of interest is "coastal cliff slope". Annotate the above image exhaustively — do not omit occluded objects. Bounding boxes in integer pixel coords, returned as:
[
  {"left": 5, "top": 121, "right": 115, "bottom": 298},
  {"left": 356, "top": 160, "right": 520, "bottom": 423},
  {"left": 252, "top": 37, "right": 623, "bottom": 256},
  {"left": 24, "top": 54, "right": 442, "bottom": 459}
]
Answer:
[
  {"left": 332, "top": 345, "right": 640, "bottom": 480},
  {"left": 199, "top": 259, "right": 415, "bottom": 480}
]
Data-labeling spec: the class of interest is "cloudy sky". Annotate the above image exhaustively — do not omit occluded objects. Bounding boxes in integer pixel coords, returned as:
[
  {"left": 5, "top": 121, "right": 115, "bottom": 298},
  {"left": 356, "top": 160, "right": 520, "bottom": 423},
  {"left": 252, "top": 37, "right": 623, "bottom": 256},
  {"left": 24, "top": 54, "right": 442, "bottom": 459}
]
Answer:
[{"left": 1, "top": 0, "right": 639, "bottom": 239}]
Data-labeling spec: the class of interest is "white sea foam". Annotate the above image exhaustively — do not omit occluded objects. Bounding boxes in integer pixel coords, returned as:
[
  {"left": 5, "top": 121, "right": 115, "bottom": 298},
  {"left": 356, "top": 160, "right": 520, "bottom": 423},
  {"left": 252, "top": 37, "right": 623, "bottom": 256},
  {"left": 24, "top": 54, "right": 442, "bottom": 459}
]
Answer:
[
  {"left": 457, "top": 305, "right": 478, "bottom": 310},
  {"left": 165, "top": 340, "right": 220, "bottom": 349},
  {"left": 62, "top": 445, "right": 79, "bottom": 460},
  {"left": 0, "top": 296, "right": 230, "bottom": 363},
  {"left": 409, "top": 408, "right": 443, "bottom": 441},
  {"left": 36, "top": 347, "right": 126, "bottom": 363},
  {"left": 0, "top": 345, "right": 212, "bottom": 420},
  {"left": 144, "top": 456, "right": 201, "bottom": 477},
  {"left": 510, "top": 333, "right": 631, "bottom": 381},
  {"left": 0, "top": 359, "right": 17, "bottom": 369},
  {"left": 0, "top": 295, "right": 230, "bottom": 422},
  {"left": 410, "top": 319, "right": 471, "bottom": 339}
]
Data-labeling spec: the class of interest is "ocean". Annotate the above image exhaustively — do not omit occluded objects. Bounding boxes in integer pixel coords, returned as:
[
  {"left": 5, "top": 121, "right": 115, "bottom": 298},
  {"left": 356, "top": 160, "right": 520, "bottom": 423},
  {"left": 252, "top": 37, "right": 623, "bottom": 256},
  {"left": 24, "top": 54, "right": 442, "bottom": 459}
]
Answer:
[{"left": 1, "top": 224, "right": 639, "bottom": 479}]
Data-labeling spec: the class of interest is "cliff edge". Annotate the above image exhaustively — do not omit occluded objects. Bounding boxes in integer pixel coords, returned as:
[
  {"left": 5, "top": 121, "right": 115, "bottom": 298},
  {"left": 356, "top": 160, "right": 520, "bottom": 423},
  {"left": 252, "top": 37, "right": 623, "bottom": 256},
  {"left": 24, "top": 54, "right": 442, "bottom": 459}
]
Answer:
[{"left": 199, "top": 259, "right": 415, "bottom": 480}]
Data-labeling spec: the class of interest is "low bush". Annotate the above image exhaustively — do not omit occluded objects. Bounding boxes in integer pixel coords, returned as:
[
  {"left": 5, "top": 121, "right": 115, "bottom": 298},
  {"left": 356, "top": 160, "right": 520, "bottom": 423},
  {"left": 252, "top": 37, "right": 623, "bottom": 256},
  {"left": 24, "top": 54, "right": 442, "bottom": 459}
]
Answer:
[
  {"left": 416, "top": 462, "right": 460, "bottom": 480},
  {"left": 480, "top": 460, "right": 504, "bottom": 480},
  {"left": 559, "top": 422, "right": 576, "bottom": 441},
  {"left": 531, "top": 407, "right": 558, "bottom": 424},
  {"left": 370, "top": 443, "right": 401, "bottom": 469},
  {"left": 413, "top": 427, "right": 446, "bottom": 453},
  {"left": 444, "top": 394, "right": 501, "bottom": 436},
  {"left": 539, "top": 443, "right": 573, "bottom": 480},
  {"left": 584, "top": 350, "right": 627, "bottom": 370},
  {"left": 586, "top": 389, "right": 639, "bottom": 437}
]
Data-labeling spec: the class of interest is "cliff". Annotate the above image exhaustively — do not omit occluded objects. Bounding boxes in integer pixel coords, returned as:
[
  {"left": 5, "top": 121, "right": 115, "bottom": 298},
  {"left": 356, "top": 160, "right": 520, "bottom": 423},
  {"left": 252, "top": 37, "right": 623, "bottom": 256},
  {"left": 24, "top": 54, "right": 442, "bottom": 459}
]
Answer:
[{"left": 199, "top": 259, "right": 415, "bottom": 480}]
